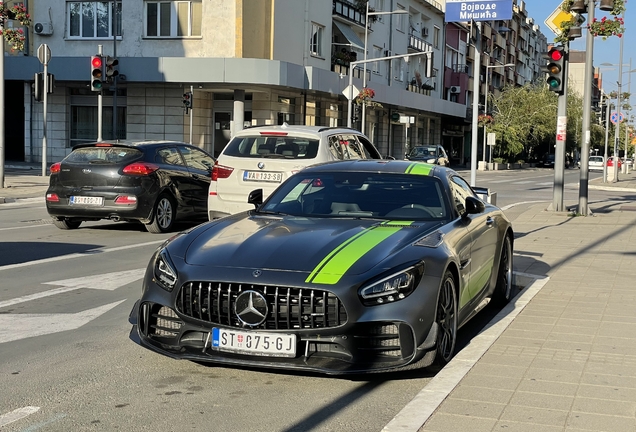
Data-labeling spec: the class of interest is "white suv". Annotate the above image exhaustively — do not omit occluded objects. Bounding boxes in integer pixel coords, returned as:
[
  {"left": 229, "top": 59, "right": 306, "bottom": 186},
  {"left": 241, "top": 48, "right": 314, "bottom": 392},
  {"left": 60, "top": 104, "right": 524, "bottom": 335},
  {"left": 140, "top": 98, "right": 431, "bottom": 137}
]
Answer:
[{"left": 208, "top": 124, "right": 383, "bottom": 219}]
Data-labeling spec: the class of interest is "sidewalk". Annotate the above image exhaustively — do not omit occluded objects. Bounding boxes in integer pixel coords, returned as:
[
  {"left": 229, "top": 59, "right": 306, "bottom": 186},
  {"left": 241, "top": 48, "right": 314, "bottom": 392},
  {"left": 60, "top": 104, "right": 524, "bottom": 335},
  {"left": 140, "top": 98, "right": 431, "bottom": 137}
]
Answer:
[
  {"left": 0, "top": 162, "right": 50, "bottom": 203},
  {"left": 385, "top": 169, "right": 636, "bottom": 431}
]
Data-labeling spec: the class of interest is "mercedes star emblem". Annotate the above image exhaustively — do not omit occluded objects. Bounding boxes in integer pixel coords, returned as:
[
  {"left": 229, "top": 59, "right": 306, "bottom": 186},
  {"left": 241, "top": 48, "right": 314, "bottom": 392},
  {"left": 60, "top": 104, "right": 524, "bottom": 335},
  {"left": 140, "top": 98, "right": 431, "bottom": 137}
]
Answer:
[
  {"left": 252, "top": 269, "right": 262, "bottom": 277},
  {"left": 234, "top": 290, "right": 268, "bottom": 326}
]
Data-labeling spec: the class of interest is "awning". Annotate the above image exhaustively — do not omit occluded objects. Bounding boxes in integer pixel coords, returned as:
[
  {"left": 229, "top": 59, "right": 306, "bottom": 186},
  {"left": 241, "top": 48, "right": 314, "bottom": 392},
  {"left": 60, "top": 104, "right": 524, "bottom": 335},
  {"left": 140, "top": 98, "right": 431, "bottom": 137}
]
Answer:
[{"left": 333, "top": 21, "right": 365, "bottom": 51}]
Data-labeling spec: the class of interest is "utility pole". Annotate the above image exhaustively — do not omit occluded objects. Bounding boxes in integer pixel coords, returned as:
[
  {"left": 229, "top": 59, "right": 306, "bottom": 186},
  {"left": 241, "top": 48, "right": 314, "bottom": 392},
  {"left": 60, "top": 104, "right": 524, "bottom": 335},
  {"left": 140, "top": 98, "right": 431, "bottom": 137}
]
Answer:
[
  {"left": 0, "top": 14, "right": 5, "bottom": 188},
  {"left": 614, "top": 25, "right": 624, "bottom": 182},
  {"left": 470, "top": 20, "right": 481, "bottom": 187},
  {"left": 112, "top": 0, "right": 118, "bottom": 140},
  {"left": 578, "top": 0, "right": 595, "bottom": 215},
  {"left": 553, "top": 44, "right": 569, "bottom": 212}
]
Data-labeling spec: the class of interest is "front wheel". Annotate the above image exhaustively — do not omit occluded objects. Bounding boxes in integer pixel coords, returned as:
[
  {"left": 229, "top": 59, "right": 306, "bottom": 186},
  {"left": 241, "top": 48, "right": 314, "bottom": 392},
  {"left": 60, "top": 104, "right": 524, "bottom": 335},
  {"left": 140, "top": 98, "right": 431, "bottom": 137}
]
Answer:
[
  {"left": 52, "top": 218, "right": 82, "bottom": 230},
  {"left": 435, "top": 271, "right": 458, "bottom": 366},
  {"left": 146, "top": 194, "right": 175, "bottom": 233},
  {"left": 492, "top": 235, "right": 513, "bottom": 306}
]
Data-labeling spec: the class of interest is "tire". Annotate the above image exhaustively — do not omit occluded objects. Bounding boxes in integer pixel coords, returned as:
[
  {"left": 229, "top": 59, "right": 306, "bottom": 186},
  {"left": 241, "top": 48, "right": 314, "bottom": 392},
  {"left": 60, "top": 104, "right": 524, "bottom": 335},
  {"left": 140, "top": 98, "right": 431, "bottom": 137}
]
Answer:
[
  {"left": 146, "top": 194, "right": 176, "bottom": 233},
  {"left": 435, "top": 271, "right": 458, "bottom": 366},
  {"left": 52, "top": 218, "right": 82, "bottom": 230},
  {"left": 492, "top": 235, "right": 513, "bottom": 306}
]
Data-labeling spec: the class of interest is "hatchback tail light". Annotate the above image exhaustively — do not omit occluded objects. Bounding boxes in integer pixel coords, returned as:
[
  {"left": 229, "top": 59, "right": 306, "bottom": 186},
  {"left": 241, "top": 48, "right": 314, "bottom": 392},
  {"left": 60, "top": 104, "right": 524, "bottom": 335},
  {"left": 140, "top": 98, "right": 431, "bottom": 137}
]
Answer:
[
  {"left": 114, "top": 195, "right": 138, "bottom": 204},
  {"left": 211, "top": 161, "right": 234, "bottom": 181},
  {"left": 122, "top": 162, "right": 159, "bottom": 176},
  {"left": 50, "top": 162, "right": 61, "bottom": 174},
  {"left": 46, "top": 193, "right": 60, "bottom": 202}
]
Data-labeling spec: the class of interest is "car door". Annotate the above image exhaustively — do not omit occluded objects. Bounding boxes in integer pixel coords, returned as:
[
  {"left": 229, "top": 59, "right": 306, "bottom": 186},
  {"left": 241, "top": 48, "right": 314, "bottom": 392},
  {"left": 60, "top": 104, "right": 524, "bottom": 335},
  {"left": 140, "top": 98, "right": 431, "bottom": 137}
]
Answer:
[
  {"left": 153, "top": 145, "right": 193, "bottom": 213},
  {"left": 449, "top": 175, "right": 499, "bottom": 305},
  {"left": 178, "top": 145, "right": 214, "bottom": 216}
]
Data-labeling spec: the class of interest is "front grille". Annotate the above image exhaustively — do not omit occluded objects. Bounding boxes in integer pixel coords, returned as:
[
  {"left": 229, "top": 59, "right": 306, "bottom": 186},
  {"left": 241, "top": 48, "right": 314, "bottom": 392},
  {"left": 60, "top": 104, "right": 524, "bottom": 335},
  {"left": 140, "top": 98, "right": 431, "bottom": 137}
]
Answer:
[
  {"left": 141, "top": 303, "right": 184, "bottom": 339},
  {"left": 176, "top": 282, "right": 347, "bottom": 330},
  {"left": 355, "top": 324, "right": 403, "bottom": 357}
]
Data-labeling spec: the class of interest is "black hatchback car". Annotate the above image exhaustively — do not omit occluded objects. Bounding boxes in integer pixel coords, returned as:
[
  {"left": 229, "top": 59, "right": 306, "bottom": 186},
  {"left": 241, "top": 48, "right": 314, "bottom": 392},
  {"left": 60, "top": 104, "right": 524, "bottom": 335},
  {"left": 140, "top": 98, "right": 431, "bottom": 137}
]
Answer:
[{"left": 45, "top": 140, "right": 215, "bottom": 233}]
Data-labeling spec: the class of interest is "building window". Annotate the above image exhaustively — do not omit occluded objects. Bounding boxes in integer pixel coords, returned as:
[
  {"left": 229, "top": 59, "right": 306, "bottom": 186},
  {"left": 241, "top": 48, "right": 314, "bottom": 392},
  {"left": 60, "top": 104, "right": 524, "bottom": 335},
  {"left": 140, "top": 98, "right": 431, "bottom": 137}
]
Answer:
[
  {"left": 68, "top": 2, "right": 122, "bottom": 39},
  {"left": 433, "top": 26, "right": 440, "bottom": 49},
  {"left": 374, "top": 0, "right": 385, "bottom": 21},
  {"left": 396, "top": 4, "right": 406, "bottom": 32},
  {"left": 373, "top": 46, "right": 382, "bottom": 74},
  {"left": 310, "top": 23, "right": 323, "bottom": 57},
  {"left": 70, "top": 106, "right": 127, "bottom": 148},
  {"left": 144, "top": 1, "right": 202, "bottom": 38}
]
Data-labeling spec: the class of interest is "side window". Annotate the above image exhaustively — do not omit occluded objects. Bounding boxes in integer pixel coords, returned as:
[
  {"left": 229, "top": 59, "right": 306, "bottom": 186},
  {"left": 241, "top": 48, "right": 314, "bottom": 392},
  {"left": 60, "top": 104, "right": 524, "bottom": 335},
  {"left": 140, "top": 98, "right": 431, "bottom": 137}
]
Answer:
[
  {"left": 358, "top": 136, "right": 382, "bottom": 159},
  {"left": 156, "top": 147, "right": 185, "bottom": 166},
  {"left": 342, "top": 136, "right": 368, "bottom": 160},
  {"left": 449, "top": 176, "right": 476, "bottom": 214},
  {"left": 328, "top": 136, "right": 345, "bottom": 160},
  {"left": 179, "top": 146, "right": 214, "bottom": 171}
]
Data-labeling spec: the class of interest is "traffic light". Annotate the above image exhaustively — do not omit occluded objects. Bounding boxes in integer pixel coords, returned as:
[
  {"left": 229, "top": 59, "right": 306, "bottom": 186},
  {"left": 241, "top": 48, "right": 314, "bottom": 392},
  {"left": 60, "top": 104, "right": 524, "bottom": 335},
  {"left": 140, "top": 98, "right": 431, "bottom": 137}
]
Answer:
[
  {"left": 90, "top": 55, "right": 103, "bottom": 92},
  {"left": 183, "top": 92, "right": 193, "bottom": 111},
  {"left": 105, "top": 56, "right": 119, "bottom": 83},
  {"left": 542, "top": 47, "right": 566, "bottom": 94}
]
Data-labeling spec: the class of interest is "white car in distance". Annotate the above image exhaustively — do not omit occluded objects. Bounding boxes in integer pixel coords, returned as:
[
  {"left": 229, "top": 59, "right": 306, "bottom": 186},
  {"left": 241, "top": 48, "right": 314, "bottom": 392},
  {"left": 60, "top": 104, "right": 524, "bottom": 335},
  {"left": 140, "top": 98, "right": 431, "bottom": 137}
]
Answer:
[{"left": 207, "top": 124, "right": 383, "bottom": 220}]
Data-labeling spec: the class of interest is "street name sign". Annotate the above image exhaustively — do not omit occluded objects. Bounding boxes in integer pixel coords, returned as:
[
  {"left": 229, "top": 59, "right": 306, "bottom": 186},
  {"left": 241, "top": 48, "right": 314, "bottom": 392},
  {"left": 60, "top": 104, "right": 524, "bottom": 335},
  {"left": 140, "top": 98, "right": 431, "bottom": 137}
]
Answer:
[{"left": 445, "top": 0, "right": 513, "bottom": 22}]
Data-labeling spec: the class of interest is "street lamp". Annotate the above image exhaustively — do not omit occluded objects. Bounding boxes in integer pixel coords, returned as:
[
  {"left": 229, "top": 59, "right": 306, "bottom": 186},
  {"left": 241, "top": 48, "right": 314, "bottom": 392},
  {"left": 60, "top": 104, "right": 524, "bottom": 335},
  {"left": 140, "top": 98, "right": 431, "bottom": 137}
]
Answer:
[
  {"left": 481, "top": 63, "right": 513, "bottom": 168},
  {"left": 361, "top": 5, "right": 408, "bottom": 134}
]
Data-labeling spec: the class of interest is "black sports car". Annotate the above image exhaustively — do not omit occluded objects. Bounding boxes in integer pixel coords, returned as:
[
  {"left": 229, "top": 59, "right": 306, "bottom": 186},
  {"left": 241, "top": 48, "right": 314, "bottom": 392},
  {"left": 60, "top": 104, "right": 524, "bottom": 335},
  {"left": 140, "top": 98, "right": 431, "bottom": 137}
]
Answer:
[
  {"left": 129, "top": 160, "right": 513, "bottom": 374},
  {"left": 45, "top": 140, "right": 215, "bottom": 233}
]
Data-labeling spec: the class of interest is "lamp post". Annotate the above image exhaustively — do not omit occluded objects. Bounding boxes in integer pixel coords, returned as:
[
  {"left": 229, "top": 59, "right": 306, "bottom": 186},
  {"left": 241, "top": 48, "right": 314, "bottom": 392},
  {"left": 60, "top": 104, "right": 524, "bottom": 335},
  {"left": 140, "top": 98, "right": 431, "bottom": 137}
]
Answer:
[
  {"left": 481, "top": 62, "right": 513, "bottom": 169},
  {"left": 361, "top": 5, "right": 408, "bottom": 134}
]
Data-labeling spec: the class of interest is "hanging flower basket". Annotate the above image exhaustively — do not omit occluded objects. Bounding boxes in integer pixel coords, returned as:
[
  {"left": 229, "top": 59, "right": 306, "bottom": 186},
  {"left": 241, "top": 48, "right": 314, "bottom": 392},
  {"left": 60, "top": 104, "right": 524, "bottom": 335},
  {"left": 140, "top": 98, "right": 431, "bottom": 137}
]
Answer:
[
  {"left": 478, "top": 114, "right": 493, "bottom": 127},
  {"left": 609, "top": 0, "right": 626, "bottom": 16},
  {"left": 0, "top": 28, "right": 26, "bottom": 52},
  {"left": 0, "top": 3, "right": 31, "bottom": 53},
  {"left": 1, "top": 3, "right": 31, "bottom": 25},
  {"left": 587, "top": 16, "right": 625, "bottom": 40},
  {"left": 354, "top": 87, "right": 383, "bottom": 108}
]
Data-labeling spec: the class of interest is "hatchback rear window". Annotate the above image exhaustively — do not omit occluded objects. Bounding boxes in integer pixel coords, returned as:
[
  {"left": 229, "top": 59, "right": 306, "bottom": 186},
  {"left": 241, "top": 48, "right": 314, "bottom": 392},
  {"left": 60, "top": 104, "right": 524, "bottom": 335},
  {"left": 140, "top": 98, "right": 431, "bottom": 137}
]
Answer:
[
  {"left": 222, "top": 136, "right": 319, "bottom": 159},
  {"left": 66, "top": 147, "right": 142, "bottom": 164}
]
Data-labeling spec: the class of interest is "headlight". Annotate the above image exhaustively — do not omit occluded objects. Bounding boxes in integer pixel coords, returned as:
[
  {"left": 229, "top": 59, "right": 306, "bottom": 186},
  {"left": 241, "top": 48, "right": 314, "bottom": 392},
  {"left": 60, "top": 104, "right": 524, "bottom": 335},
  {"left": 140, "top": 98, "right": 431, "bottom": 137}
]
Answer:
[
  {"left": 359, "top": 264, "right": 424, "bottom": 306},
  {"left": 154, "top": 249, "right": 178, "bottom": 291}
]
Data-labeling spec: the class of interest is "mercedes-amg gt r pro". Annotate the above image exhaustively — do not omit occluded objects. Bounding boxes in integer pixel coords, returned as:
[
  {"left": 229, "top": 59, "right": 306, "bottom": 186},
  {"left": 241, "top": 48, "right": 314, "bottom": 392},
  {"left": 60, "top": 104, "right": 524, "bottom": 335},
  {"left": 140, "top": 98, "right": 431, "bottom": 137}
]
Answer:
[{"left": 129, "top": 160, "right": 514, "bottom": 374}]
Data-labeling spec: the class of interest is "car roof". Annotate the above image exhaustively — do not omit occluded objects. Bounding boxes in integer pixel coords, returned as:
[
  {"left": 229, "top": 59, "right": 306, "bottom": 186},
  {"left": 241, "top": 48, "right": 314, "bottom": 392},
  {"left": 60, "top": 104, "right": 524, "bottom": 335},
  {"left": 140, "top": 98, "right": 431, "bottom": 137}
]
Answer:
[
  {"left": 300, "top": 159, "right": 451, "bottom": 177},
  {"left": 233, "top": 124, "right": 363, "bottom": 137},
  {"left": 72, "top": 140, "right": 192, "bottom": 150}
]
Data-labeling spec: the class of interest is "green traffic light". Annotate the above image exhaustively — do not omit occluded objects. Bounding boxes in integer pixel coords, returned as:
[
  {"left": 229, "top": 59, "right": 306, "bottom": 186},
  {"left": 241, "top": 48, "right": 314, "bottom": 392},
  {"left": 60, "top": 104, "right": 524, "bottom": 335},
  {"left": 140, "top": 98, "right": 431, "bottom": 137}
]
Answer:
[{"left": 547, "top": 78, "right": 560, "bottom": 89}]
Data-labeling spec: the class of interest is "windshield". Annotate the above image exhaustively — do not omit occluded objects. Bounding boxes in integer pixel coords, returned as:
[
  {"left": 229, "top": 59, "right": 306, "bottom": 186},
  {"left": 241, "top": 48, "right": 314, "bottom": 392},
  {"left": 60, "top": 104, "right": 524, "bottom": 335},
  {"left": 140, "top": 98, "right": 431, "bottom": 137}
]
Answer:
[
  {"left": 259, "top": 171, "right": 449, "bottom": 220},
  {"left": 408, "top": 146, "right": 437, "bottom": 158},
  {"left": 222, "top": 135, "right": 319, "bottom": 159}
]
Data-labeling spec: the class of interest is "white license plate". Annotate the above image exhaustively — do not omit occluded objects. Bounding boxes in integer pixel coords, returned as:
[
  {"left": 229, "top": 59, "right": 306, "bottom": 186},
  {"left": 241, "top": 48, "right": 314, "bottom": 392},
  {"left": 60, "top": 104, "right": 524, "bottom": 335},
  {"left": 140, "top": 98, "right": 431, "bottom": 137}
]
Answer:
[
  {"left": 211, "top": 328, "right": 296, "bottom": 357},
  {"left": 70, "top": 196, "right": 104, "bottom": 206},
  {"left": 243, "top": 171, "right": 283, "bottom": 183}
]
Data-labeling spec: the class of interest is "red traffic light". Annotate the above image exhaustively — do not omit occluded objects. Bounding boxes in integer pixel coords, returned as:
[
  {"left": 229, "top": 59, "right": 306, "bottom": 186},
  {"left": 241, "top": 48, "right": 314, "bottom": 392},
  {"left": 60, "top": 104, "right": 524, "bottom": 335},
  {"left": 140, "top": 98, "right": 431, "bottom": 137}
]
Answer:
[
  {"left": 92, "top": 56, "right": 103, "bottom": 68},
  {"left": 549, "top": 49, "right": 563, "bottom": 61}
]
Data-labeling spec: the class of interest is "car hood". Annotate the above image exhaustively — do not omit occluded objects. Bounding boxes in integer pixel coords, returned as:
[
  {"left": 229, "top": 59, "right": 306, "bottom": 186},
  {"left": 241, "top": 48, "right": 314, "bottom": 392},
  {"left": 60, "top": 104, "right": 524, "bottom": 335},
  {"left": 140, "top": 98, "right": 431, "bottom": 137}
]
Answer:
[{"left": 183, "top": 214, "right": 439, "bottom": 277}]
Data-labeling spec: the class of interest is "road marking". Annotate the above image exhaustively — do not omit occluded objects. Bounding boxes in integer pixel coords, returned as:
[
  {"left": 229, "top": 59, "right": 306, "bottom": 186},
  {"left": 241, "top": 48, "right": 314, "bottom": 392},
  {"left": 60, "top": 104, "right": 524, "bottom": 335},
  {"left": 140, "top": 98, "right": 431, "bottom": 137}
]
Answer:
[
  {"left": 0, "top": 300, "right": 126, "bottom": 344},
  {"left": 382, "top": 272, "right": 549, "bottom": 432},
  {"left": 0, "top": 224, "right": 49, "bottom": 231},
  {"left": 536, "top": 182, "right": 553, "bottom": 186},
  {"left": 0, "top": 269, "right": 145, "bottom": 309},
  {"left": 0, "top": 240, "right": 164, "bottom": 272},
  {"left": 510, "top": 181, "right": 534, "bottom": 184},
  {"left": 0, "top": 406, "right": 40, "bottom": 427}
]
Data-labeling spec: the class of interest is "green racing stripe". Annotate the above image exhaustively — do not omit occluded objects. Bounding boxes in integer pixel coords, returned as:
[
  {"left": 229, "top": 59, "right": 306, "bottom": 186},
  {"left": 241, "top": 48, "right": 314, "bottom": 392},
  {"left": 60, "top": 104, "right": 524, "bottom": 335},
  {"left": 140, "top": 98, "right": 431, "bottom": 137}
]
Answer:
[
  {"left": 306, "top": 221, "right": 413, "bottom": 285},
  {"left": 405, "top": 162, "right": 434, "bottom": 175}
]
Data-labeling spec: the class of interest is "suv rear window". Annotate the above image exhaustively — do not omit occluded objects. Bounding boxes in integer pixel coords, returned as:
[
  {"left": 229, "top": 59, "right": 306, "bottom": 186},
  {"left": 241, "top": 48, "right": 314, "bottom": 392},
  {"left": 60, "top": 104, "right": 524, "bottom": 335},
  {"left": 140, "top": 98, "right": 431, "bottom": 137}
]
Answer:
[
  {"left": 66, "top": 147, "right": 142, "bottom": 164},
  {"left": 222, "top": 136, "right": 320, "bottom": 159}
]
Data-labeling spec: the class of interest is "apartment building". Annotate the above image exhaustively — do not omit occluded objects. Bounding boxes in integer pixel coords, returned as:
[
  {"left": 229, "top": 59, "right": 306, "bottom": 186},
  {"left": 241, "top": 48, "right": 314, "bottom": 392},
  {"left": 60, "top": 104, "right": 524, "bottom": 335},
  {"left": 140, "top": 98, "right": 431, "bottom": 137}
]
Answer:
[{"left": 6, "top": 0, "right": 469, "bottom": 164}]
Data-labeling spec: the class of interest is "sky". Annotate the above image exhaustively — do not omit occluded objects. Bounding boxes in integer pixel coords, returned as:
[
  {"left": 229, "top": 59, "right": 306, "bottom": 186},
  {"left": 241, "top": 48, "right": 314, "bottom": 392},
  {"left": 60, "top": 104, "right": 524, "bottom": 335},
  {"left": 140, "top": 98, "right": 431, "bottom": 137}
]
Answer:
[{"left": 525, "top": 0, "right": 636, "bottom": 104}]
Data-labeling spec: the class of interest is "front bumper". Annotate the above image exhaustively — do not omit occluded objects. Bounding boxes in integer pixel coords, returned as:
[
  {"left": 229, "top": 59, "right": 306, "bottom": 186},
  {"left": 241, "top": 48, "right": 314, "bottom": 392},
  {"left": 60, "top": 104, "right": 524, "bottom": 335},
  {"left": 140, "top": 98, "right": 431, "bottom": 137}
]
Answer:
[{"left": 128, "top": 271, "right": 441, "bottom": 374}]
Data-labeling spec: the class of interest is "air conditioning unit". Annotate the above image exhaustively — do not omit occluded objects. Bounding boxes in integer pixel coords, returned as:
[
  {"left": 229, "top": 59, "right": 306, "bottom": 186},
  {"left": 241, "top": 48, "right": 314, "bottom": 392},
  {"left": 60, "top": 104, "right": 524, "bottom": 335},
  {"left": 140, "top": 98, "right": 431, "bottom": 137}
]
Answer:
[
  {"left": 422, "top": 28, "right": 429, "bottom": 37},
  {"left": 34, "top": 22, "right": 53, "bottom": 36},
  {"left": 450, "top": 86, "right": 461, "bottom": 94}
]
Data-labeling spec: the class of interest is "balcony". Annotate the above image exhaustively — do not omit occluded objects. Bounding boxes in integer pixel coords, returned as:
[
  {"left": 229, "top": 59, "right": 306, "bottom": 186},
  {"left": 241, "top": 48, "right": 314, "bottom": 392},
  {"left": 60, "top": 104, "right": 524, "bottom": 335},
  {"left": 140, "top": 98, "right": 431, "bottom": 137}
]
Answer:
[
  {"left": 406, "top": 83, "right": 433, "bottom": 96},
  {"left": 408, "top": 33, "right": 433, "bottom": 52},
  {"left": 332, "top": 63, "right": 368, "bottom": 81},
  {"left": 333, "top": 0, "right": 366, "bottom": 28}
]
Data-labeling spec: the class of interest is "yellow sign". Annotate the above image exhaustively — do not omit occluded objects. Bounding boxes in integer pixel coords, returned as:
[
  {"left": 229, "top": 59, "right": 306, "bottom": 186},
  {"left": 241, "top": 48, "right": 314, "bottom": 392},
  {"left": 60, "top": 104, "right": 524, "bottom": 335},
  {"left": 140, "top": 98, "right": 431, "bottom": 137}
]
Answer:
[{"left": 544, "top": 7, "right": 577, "bottom": 35}]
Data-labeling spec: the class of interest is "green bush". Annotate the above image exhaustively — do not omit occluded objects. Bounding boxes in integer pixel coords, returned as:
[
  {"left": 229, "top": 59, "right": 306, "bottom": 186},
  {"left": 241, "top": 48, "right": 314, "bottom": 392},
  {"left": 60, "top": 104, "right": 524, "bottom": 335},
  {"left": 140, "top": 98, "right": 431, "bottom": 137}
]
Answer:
[{"left": 493, "top": 157, "right": 505, "bottom": 163}]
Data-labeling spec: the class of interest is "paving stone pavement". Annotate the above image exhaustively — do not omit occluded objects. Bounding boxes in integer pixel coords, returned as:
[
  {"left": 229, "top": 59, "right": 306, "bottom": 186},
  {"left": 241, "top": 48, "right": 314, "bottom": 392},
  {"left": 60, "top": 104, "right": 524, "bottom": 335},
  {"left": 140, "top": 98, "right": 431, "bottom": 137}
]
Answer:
[{"left": 3, "top": 163, "right": 636, "bottom": 432}]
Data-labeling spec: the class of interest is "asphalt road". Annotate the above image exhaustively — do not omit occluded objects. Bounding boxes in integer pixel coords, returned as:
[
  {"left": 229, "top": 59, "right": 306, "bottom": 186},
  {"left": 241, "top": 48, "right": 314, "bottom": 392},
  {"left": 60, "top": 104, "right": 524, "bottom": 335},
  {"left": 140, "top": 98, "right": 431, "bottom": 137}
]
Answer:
[{"left": 0, "top": 168, "right": 605, "bottom": 431}]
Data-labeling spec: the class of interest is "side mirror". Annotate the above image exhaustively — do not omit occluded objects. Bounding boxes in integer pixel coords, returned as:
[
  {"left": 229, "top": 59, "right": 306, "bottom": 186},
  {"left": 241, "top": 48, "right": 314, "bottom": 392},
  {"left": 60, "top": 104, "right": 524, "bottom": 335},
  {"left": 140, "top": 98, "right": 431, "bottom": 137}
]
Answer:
[
  {"left": 247, "top": 189, "right": 263, "bottom": 209},
  {"left": 464, "top": 196, "right": 485, "bottom": 215}
]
